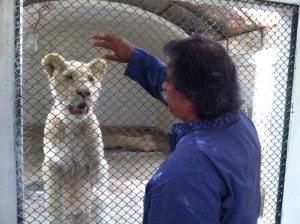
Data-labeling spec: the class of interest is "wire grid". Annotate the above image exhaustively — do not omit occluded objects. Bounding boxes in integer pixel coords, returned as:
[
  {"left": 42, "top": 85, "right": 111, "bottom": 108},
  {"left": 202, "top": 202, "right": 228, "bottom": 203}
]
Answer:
[{"left": 15, "top": 0, "right": 297, "bottom": 223}]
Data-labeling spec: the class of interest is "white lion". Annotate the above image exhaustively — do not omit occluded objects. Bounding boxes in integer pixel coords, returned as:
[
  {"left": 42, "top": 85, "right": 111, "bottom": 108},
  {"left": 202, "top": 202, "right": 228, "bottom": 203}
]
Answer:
[{"left": 42, "top": 53, "right": 108, "bottom": 224}]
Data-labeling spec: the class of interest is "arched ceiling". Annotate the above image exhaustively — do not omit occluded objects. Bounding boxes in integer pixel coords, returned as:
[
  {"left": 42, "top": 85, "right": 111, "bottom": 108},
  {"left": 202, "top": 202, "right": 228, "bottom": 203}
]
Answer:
[{"left": 23, "top": 0, "right": 266, "bottom": 40}]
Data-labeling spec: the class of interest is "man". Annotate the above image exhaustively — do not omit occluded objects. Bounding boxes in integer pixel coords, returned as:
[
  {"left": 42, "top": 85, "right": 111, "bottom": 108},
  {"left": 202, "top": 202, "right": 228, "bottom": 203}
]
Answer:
[{"left": 92, "top": 34, "right": 261, "bottom": 224}]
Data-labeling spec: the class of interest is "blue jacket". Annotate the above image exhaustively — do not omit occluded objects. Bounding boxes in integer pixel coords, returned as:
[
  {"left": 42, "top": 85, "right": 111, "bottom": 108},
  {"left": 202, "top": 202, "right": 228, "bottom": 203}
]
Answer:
[{"left": 125, "top": 47, "right": 261, "bottom": 224}]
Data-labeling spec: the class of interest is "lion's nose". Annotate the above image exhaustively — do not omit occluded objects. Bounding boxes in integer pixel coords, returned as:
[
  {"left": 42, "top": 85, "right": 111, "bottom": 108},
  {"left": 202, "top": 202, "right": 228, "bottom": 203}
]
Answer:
[{"left": 76, "top": 89, "right": 91, "bottom": 98}]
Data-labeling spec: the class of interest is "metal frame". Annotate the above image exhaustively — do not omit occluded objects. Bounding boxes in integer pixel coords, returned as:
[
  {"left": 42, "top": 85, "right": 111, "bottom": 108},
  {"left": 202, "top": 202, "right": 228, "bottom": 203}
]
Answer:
[
  {"left": 1, "top": 0, "right": 300, "bottom": 223},
  {"left": 0, "top": 1, "right": 18, "bottom": 224},
  {"left": 262, "top": 1, "right": 300, "bottom": 223},
  {"left": 280, "top": 4, "right": 300, "bottom": 224}
]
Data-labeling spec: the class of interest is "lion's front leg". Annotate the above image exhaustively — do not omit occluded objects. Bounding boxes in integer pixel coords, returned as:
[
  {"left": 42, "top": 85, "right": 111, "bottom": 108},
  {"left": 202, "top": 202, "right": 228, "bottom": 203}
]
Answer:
[
  {"left": 43, "top": 160, "right": 62, "bottom": 224},
  {"left": 90, "top": 158, "right": 109, "bottom": 224}
]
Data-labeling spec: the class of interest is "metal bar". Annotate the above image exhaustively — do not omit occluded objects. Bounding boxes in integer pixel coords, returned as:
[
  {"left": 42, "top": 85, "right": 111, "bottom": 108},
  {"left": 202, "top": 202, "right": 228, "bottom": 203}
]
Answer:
[
  {"left": 275, "top": 6, "right": 299, "bottom": 224},
  {"left": 14, "top": 1, "right": 24, "bottom": 223}
]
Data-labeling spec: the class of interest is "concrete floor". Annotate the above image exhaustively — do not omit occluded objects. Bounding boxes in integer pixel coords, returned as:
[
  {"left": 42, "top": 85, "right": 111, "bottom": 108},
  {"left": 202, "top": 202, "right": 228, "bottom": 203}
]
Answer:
[
  {"left": 22, "top": 124, "right": 267, "bottom": 224},
  {"left": 23, "top": 125, "right": 169, "bottom": 224}
]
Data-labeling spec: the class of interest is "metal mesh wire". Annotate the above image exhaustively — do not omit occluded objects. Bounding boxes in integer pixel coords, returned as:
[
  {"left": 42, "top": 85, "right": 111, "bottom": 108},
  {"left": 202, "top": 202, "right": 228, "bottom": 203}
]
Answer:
[{"left": 15, "top": 0, "right": 297, "bottom": 223}]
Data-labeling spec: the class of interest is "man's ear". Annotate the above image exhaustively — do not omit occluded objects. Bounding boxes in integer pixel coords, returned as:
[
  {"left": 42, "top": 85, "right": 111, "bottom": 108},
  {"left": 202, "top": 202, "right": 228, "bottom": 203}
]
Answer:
[
  {"left": 42, "top": 53, "right": 68, "bottom": 79},
  {"left": 87, "top": 58, "right": 107, "bottom": 79},
  {"left": 183, "top": 97, "right": 198, "bottom": 121}
]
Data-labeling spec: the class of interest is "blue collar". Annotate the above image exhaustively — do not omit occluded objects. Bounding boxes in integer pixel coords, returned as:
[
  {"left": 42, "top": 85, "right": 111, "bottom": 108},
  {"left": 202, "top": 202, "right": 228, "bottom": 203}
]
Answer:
[{"left": 169, "top": 110, "right": 241, "bottom": 151}]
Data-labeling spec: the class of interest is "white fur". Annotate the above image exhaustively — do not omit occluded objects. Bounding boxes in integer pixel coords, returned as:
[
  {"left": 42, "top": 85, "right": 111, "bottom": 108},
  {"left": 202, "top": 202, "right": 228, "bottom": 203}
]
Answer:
[{"left": 42, "top": 53, "right": 108, "bottom": 224}]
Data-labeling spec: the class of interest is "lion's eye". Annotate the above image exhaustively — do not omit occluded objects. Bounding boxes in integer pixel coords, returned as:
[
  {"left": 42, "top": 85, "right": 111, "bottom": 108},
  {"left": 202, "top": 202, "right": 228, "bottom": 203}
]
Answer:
[
  {"left": 66, "top": 74, "right": 73, "bottom": 80},
  {"left": 88, "top": 76, "right": 95, "bottom": 82}
]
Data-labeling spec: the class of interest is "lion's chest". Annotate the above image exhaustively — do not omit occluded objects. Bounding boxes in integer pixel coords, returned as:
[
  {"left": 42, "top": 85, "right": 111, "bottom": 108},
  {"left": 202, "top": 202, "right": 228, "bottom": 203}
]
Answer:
[{"left": 44, "top": 118, "right": 102, "bottom": 172}]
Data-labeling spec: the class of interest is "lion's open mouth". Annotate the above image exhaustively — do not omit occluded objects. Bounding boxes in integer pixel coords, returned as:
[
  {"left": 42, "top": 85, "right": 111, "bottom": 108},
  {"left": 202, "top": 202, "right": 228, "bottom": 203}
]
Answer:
[{"left": 68, "top": 103, "right": 89, "bottom": 115}]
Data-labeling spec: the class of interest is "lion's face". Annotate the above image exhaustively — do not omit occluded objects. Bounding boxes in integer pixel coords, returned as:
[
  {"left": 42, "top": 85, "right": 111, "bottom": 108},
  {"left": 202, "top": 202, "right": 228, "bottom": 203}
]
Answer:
[{"left": 42, "top": 53, "right": 107, "bottom": 115}]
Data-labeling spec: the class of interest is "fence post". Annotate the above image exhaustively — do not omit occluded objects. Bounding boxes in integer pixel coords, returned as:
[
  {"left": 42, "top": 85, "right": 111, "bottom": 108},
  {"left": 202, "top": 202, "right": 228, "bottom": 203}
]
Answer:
[{"left": 0, "top": 0, "right": 18, "bottom": 224}]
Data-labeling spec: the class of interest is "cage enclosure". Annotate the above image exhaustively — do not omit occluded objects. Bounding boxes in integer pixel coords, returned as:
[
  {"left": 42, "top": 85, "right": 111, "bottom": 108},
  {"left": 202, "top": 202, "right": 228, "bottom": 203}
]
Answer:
[{"left": 17, "top": 0, "right": 297, "bottom": 223}]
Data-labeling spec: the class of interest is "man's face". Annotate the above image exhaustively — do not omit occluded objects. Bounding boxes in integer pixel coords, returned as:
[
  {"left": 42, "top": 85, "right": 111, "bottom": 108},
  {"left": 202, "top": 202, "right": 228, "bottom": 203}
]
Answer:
[{"left": 162, "top": 59, "right": 194, "bottom": 121}]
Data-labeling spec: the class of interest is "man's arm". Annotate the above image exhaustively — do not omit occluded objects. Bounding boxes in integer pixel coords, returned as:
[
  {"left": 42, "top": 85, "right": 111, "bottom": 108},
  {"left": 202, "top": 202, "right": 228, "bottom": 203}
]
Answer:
[
  {"left": 124, "top": 47, "right": 166, "bottom": 103},
  {"left": 92, "top": 33, "right": 167, "bottom": 104}
]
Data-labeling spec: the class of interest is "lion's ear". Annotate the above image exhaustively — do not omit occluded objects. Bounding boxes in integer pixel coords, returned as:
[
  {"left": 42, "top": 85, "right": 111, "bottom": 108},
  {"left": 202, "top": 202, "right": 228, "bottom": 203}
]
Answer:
[
  {"left": 87, "top": 58, "right": 107, "bottom": 79},
  {"left": 42, "top": 53, "right": 68, "bottom": 79}
]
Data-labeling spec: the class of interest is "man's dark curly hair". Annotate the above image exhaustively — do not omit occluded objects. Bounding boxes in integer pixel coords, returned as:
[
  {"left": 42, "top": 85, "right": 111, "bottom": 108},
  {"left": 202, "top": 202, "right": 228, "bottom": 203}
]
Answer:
[{"left": 163, "top": 36, "right": 242, "bottom": 120}]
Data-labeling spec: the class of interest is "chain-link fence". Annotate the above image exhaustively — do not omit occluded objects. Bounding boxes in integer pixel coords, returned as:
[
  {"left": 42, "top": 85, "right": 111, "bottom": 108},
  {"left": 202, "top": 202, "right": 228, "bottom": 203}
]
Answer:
[{"left": 15, "top": 0, "right": 297, "bottom": 223}]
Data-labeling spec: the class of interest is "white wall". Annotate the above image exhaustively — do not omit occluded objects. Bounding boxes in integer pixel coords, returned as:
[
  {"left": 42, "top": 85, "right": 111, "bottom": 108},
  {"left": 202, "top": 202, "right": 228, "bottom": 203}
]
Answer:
[
  {"left": 22, "top": 1, "right": 184, "bottom": 132},
  {"left": 0, "top": 1, "right": 18, "bottom": 224}
]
